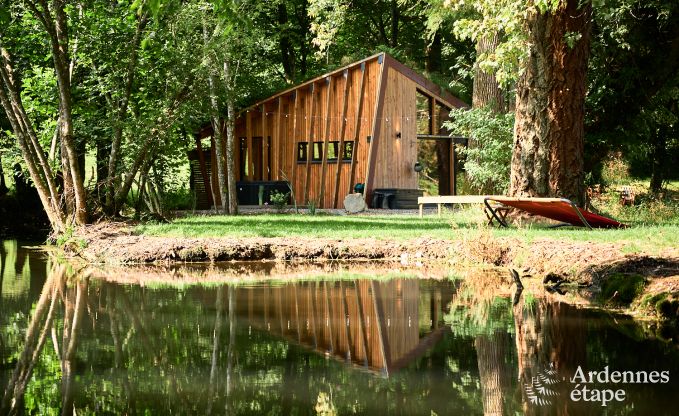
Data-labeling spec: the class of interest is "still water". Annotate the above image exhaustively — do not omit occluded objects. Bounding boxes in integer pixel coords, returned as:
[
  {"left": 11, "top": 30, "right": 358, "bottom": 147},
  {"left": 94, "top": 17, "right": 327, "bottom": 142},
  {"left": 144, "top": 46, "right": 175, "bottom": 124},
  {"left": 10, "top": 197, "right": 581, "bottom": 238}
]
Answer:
[{"left": 2, "top": 240, "right": 679, "bottom": 415}]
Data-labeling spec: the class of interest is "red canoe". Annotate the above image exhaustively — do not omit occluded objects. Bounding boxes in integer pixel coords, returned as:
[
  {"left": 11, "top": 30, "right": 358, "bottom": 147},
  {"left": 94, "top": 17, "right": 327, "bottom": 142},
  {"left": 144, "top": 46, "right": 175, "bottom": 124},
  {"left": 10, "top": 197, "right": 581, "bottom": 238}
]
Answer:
[{"left": 484, "top": 197, "right": 627, "bottom": 229}]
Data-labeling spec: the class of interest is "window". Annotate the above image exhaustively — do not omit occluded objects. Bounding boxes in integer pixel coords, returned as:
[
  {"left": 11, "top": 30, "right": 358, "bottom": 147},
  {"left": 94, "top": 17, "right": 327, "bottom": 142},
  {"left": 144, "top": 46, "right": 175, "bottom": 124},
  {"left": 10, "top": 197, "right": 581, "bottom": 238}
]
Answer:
[
  {"left": 327, "top": 142, "right": 339, "bottom": 161},
  {"left": 297, "top": 142, "right": 307, "bottom": 162},
  {"left": 297, "top": 141, "right": 353, "bottom": 163},
  {"left": 343, "top": 141, "right": 353, "bottom": 161},
  {"left": 312, "top": 142, "right": 323, "bottom": 161}
]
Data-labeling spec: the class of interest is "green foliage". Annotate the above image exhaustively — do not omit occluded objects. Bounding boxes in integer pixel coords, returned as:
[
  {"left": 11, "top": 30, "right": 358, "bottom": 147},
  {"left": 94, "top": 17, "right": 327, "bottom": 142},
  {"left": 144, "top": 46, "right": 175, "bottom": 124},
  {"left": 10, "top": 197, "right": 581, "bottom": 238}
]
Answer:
[
  {"left": 445, "top": 107, "right": 514, "bottom": 194},
  {"left": 269, "top": 190, "right": 289, "bottom": 213},
  {"left": 307, "top": 199, "right": 318, "bottom": 216}
]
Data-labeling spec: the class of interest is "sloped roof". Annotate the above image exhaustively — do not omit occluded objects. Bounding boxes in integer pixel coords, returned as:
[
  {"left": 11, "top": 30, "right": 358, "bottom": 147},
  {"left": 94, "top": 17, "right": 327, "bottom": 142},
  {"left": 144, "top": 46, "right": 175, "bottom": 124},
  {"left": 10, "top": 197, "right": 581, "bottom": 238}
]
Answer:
[{"left": 240, "top": 52, "right": 468, "bottom": 113}]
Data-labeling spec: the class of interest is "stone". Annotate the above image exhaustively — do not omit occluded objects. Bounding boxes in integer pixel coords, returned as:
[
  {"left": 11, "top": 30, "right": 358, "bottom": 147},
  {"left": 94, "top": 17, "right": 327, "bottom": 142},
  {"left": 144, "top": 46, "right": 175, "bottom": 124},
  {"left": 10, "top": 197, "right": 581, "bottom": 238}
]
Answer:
[{"left": 343, "top": 193, "right": 367, "bottom": 214}]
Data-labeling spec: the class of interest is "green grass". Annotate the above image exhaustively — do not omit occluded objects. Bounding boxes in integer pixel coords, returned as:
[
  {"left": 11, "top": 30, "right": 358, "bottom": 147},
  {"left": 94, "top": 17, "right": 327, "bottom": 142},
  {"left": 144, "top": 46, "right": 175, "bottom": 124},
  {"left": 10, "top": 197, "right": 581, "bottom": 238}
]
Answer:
[
  {"left": 135, "top": 207, "right": 679, "bottom": 254},
  {"left": 135, "top": 178, "right": 678, "bottom": 253}
]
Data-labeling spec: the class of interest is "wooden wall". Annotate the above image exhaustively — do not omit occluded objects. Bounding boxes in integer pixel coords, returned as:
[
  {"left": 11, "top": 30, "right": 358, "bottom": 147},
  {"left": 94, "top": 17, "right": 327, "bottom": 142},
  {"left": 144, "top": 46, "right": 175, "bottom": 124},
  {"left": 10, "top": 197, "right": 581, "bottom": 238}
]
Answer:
[
  {"left": 370, "top": 67, "right": 419, "bottom": 190},
  {"left": 234, "top": 56, "right": 381, "bottom": 208}
]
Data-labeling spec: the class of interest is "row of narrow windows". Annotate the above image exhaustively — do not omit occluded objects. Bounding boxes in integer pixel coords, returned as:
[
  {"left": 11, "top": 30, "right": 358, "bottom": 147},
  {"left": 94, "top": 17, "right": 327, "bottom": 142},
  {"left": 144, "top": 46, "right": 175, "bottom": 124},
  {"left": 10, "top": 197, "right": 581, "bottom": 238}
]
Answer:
[{"left": 297, "top": 141, "right": 354, "bottom": 163}]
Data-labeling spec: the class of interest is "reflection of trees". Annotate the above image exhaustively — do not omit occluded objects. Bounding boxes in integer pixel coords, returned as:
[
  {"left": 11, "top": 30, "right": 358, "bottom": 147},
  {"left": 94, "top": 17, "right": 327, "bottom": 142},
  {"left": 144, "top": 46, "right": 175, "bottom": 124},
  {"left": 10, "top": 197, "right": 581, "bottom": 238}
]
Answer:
[
  {"left": 447, "top": 271, "right": 588, "bottom": 416},
  {"left": 445, "top": 274, "right": 517, "bottom": 416},
  {"left": 1, "top": 263, "right": 86, "bottom": 416},
  {"left": 513, "top": 297, "right": 587, "bottom": 416}
]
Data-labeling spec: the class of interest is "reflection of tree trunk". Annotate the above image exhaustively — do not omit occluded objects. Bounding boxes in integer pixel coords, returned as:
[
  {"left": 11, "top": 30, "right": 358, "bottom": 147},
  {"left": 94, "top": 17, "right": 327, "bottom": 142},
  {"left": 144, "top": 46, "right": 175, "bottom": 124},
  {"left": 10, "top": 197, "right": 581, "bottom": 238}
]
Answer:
[
  {"left": 476, "top": 330, "right": 511, "bottom": 416},
  {"left": 107, "top": 285, "right": 132, "bottom": 409},
  {"left": 207, "top": 286, "right": 224, "bottom": 415},
  {"left": 61, "top": 280, "right": 87, "bottom": 416},
  {"left": 1, "top": 272, "right": 57, "bottom": 415},
  {"left": 225, "top": 286, "right": 236, "bottom": 413},
  {"left": 513, "top": 298, "right": 542, "bottom": 415}
]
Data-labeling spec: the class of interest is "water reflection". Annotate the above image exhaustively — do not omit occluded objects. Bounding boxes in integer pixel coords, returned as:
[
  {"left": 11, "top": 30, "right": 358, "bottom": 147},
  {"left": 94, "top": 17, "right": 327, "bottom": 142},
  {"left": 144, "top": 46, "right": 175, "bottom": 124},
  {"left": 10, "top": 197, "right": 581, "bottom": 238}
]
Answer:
[{"left": 2, "top": 246, "right": 679, "bottom": 415}]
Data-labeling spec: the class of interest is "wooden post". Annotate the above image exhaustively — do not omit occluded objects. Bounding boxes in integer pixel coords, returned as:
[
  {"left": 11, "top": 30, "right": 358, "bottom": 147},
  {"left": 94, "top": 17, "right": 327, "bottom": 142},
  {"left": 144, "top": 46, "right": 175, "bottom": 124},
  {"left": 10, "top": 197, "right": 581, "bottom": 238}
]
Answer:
[
  {"left": 303, "top": 84, "right": 317, "bottom": 204},
  {"left": 318, "top": 76, "right": 333, "bottom": 208},
  {"left": 276, "top": 97, "right": 284, "bottom": 180},
  {"left": 332, "top": 69, "right": 351, "bottom": 208},
  {"left": 419, "top": 203, "right": 423, "bottom": 218},
  {"left": 246, "top": 110, "right": 253, "bottom": 181},
  {"left": 364, "top": 53, "right": 389, "bottom": 207},
  {"left": 290, "top": 92, "right": 300, "bottom": 196},
  {"left": 431, "top": 98, "right": 438, "bottom": 137},
  {"left": 348, "top": 62, "right": 367, "bottom": 195},
  {"left": 450, "top": 139, "right": 456, "bottom": 195},
  {"left": 262, "top": 104, "right": 269, "bottom": 181}
]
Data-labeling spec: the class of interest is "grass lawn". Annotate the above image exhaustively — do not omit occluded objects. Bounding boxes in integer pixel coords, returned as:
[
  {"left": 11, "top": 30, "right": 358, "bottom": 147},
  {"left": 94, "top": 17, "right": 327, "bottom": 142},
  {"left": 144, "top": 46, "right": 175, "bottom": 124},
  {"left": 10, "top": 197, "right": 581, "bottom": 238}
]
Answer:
[
  {"left": 136, "top": 179, "right": 678, "bottom": 254},
  {"left": 136, "top": 208, "right": 679, "bottom": 255}
]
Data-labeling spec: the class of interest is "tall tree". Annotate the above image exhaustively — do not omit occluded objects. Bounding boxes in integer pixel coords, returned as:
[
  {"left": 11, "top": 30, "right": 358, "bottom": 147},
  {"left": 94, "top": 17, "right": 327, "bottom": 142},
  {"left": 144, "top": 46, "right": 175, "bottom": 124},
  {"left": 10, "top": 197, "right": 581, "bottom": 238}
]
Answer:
[
  {"left": 449, "top": 0, "right": 592, "bottom": 206},
  {"left": 0, "top": 1, "right": 88, "bottom": 231},
  {"left": 510, "top": 1, "right": 592, "bottom": 206}
]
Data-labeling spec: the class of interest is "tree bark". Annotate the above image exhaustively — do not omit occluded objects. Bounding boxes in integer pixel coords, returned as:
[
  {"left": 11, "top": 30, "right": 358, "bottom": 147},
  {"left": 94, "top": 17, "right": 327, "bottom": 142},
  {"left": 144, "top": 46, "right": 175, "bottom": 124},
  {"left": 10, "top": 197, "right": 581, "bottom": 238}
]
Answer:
[
  {"left": 510, "top": 0, "right": 592, "bottom": 207},
  {"left": 473, "top": 33, "right": 504, "bottom": 112},
  {"left": 0, "top": 49, "right": 65, "bottom": 230},
  {"left": 278, "top": 3, "right": 296, "bottom": 83},
  {"left": 204, "top": 18, "right": 228, "bottom": 213},
  {"left": 51, "top": 2, "right": 88, "bottom": 225},
  {"left": 225, "top": 62, "right": 239, "bottom": 215}
]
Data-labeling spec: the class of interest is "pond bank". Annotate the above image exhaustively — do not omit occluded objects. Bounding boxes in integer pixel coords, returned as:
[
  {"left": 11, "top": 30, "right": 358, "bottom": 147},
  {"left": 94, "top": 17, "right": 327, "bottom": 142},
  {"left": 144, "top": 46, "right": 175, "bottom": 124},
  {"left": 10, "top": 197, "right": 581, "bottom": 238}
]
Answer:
[{"left": 69, "top": 222, "right": 678, "bottom": 285}]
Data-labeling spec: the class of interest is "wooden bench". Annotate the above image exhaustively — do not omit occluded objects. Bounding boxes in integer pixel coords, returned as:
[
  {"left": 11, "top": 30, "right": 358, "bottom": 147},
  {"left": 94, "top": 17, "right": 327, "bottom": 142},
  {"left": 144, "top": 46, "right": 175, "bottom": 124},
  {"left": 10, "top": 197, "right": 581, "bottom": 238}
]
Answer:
[{"left": 418, "top": 195, "right": 495, "bottom": 217}]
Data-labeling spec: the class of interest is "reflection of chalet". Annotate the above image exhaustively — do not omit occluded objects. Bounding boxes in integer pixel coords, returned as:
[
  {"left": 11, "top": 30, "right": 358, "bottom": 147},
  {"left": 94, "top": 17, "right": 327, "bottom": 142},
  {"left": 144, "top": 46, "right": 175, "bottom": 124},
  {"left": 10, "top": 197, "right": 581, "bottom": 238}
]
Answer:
[
  {"left": 235, "top": 279, "right": 453, "bottom": 375},
  {"left": 189, "top": 53, "right": 468, "bottom": 209}
]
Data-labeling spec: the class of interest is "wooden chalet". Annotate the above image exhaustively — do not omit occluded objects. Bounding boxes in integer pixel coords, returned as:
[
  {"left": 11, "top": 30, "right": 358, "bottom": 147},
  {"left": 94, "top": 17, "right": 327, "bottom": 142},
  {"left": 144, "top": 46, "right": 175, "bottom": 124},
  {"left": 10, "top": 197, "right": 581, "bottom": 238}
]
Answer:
[{"left": 189, "top": 52, "right": 467, "bottom": 209}]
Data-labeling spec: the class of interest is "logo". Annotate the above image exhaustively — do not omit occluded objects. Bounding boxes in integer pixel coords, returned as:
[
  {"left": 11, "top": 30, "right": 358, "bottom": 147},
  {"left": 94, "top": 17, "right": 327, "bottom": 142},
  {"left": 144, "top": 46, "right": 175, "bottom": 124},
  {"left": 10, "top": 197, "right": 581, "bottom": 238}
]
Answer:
[
  {"left": 524, "top": 363, "right": 561, "bottom": 406},
  {"left": 524, "top": 364, "right": 671, "bottom": 408}
]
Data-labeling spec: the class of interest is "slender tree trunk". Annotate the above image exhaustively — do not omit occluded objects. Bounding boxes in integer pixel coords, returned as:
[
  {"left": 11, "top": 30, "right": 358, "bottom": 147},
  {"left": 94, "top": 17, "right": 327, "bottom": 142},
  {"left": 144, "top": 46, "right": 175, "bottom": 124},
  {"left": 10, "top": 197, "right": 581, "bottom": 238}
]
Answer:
[
  {"left": 390, "top": 0, "right": 399, "bottom": 47},
  {"left": 207, "top": 287, "right": 223, "bottom": 415},
  {"left": 52, "top": 4, "right": 88, "bottom": 225},
  {"left": 225, "top": 286, "right": 236, "bottom": 413},
  {"left": 0, "top": 151, "right": 8, "bottom": 196},
  {"left": 473, "top": 33, "right": 504, "bottom": 112},
  {"left": 204, "top": 18, "right": 228, "bottom": 213},
  {"left": 224, "top": 61, "right": 239, "bottom": 215},
  {"left": 510, "top": 0, "right": 592, "bottom": 207},
  {"left": 650, "top": 126, "right": 667, "bottom": 194},
  {"left": 105, "top": 13, "right": 147, "bottom": 215},
  {"left": 278, "top": 3, "right": 296, "bottom": 83}
]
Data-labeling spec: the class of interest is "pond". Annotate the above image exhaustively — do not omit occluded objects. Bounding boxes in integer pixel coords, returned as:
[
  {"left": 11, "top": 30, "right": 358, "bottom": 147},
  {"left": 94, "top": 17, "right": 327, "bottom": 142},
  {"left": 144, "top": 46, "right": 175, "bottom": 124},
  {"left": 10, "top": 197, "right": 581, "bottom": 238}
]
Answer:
[{"left": 1, "top": 240, "right": 679, "bottom": 415}]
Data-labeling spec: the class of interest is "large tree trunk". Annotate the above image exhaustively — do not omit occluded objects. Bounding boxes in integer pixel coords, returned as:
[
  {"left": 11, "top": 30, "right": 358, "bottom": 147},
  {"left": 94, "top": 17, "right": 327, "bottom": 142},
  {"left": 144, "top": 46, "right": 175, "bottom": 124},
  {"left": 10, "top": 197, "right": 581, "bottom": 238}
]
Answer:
[
  {"left": 510, "top": 0, "right": 592, "bottom": 207},
  {"left": 473, "top": 33, "right": 504, "bottom": 112}
]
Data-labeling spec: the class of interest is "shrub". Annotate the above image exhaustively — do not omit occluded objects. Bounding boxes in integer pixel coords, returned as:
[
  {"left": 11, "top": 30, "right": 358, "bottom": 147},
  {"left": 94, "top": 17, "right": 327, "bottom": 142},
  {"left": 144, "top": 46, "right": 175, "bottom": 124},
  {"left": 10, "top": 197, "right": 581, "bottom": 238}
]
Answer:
[
  {"left": 269, "top": 190, "right": 290, "bottom": 213},
  {"left": 445, "top": 107, "right": 514, "bottom": 194}
]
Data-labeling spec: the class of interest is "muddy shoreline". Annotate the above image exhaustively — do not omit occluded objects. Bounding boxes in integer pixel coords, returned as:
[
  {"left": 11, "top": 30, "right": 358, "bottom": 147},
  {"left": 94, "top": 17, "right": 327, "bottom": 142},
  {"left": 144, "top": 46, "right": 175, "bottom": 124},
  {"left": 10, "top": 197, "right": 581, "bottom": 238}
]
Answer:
[
  {"left": 61, "top": 222, "right": 679, "bottom": 324},
  {"left": 68, "top": 223, "right": 678, "bottom": 283}
]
